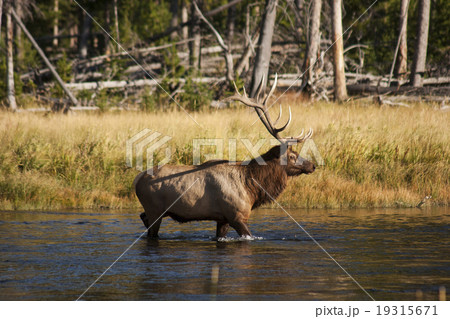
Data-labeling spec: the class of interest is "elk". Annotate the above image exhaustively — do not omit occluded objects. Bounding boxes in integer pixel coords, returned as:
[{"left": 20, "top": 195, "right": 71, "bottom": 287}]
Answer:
[{"left": 134, "top": 75, "right": 315, "bottom": 239}]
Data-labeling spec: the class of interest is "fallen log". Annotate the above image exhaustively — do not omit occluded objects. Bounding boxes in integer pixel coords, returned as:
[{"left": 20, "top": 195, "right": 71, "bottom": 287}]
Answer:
[
  {"left": 423, "top": 77, "right": 450, "bottom": 85},
  {"left": 65, "top": 77, "right": 225, "bottom": 91},
  {"left": 65, "top": 79, "right": 157, "bottom": 91}
]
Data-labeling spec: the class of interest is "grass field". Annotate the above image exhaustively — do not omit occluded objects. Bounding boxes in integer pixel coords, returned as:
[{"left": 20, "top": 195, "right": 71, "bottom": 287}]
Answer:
[{"left": 0, "top": 100, "right": 448, "bottom": 210}]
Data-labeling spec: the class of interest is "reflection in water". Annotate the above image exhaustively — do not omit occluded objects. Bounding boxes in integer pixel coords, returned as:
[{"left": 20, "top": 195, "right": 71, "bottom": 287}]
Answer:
[{"left": 0, "top": 208, "right": 448, "bottom": 300}]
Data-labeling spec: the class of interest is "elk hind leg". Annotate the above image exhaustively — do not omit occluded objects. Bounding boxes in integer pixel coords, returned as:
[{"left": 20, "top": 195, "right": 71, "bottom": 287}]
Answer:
[{"left": 142, "top": 211, "right": 163, "bottom": 238}]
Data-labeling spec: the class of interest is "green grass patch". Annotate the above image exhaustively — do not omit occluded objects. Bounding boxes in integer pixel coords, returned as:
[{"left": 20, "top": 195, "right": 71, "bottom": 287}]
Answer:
[{"left": 0, "top": 101, "right": 448, "bottom": 210}]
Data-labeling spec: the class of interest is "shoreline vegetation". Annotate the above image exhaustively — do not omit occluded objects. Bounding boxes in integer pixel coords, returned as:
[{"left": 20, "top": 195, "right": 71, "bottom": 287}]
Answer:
[{"left": 0, "top": 101, "right": 448, "bottom": 211}]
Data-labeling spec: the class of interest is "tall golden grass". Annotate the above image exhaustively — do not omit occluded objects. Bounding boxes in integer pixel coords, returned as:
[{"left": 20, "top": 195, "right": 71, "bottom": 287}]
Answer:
[{"left": 0, "top": 100, "right": 448, "bottom": 210}]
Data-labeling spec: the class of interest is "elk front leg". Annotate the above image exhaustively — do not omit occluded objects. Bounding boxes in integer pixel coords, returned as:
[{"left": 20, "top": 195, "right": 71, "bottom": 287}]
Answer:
[
  {"left": 216, "top": 222, "right": 230, "bottom": 238},
  {"left": 229, "top": 218, "right": 252, "bottom": 238},
  {"left": 140, "top": 212, "right": 149, "bottom": 228}
]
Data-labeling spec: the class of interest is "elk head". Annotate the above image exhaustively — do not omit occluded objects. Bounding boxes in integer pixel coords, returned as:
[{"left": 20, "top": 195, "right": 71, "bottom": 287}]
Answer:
[{"left": 226, "top": 74, "right": 315, "bottom": 176}]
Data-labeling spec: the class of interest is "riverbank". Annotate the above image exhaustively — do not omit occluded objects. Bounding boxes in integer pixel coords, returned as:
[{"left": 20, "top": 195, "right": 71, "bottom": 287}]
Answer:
[{"left": 0, "top": 101, "right": 448, "bottom": 210}]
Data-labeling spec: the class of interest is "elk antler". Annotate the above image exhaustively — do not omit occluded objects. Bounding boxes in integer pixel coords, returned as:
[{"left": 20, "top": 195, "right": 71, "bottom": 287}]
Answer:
[{"left": 225, "top": 74, "right": 313, "bottom": 145}]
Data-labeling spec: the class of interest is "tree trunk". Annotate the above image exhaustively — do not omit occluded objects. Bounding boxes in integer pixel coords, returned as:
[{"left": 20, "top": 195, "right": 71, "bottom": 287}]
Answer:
[
  {"left": 170, "top": 0, "right": 178, "bottom": 40},
  {"left": 6, "top": 8, "right": 17, "bottom": 110},
  {"left": 113, "top": 0, "right": 120, "bottom": 51},
  {"left": 181, "top": 1, "right": 189, "bottom": 50},
  {"left": 287, "top": 0, "right": 303, "bottom": 42},
  {"left": 70, "top": 24, "right": 78, "bottom": 49},
  {"left": 104, "top": 2, "right": 111, "bottom": 55},
  {"left": 0, "top": 0, "right": 3, "bottom": 40},
  {"left": 394, "top": 0, "right": 409, "bottom": 79},
  {"left": 331, "top": 0, "right": 347, "bottom": 101},
  {"left": 15, "top": 0, "right": 24, "bottom": 62},
  {"left": 250, "top": 0, "right": 278, "bottom": 98},
  {"left": 79, "top": 11, "right": 92, "bottom": 58},
  {"left": 410, "top": 0, "right": 430, "bottom": 87},
  {"left": 190, "top": 1, "right": 202, "bottom": 70},
  {"left": 53, "top": 0, "right": 59, "bottom": 48},
  {"left": 302, "top": 0, "right": 322, "bottom": 89},
  {"left": 226, "top": 0, "right": 236, "bottom": 46},
  {"left": 242, "top": 4, "right": 252, "bottom": 72}
]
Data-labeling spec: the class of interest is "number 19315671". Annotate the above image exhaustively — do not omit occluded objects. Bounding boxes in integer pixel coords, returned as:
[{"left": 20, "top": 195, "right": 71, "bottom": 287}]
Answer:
[{"left": 377, "top": 305, "right": 437, "bottom": 316}]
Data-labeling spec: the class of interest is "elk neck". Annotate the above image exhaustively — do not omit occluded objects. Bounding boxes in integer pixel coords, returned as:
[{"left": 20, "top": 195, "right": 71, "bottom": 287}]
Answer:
[{"left": 243, "top": 145, "right": 288, "bottom": 209}]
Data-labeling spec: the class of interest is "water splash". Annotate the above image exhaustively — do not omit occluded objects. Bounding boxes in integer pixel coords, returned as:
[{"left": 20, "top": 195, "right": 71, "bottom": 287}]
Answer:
[{"left": 217, "top": 235, "right": 264, "bottom": 242}]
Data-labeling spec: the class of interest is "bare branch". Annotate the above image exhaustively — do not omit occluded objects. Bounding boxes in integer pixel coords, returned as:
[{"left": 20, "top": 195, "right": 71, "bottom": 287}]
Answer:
[{"left": 193, "top": 1, "right": 228, "bottom": 52}]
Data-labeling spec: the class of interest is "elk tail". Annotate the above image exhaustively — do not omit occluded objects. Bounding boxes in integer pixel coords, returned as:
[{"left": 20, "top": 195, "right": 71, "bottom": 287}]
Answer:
[{"left": 132, "top": 171, "right": 147, "bottom": 191}]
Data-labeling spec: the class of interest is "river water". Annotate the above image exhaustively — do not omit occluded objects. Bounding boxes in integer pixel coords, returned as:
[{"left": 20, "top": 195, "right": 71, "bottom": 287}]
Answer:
[{"left": 0, "top": 207, "right": 448, "bottom": 301}]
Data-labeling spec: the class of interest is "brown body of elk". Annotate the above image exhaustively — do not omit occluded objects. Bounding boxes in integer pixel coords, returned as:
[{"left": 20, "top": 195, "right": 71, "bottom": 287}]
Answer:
[{"left": 134, "top": 75, "right": 316, "bottom": 238}]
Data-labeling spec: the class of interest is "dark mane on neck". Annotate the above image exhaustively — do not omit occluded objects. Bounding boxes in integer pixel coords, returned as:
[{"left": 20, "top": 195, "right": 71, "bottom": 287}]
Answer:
[{"left": 242, "top": 145, "right": 288, "bottom": 209}]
